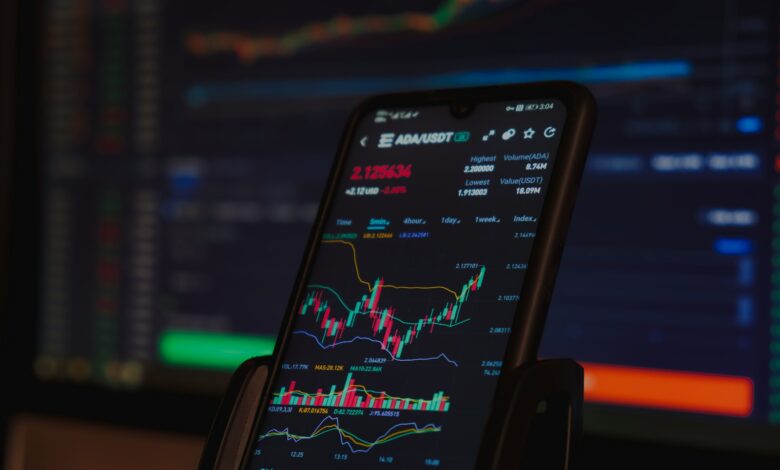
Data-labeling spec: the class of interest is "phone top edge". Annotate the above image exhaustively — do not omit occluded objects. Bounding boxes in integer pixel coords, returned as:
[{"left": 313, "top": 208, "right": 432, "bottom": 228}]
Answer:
[
  {"left": 239, "top": 81, "right": 596, "bottom": 469},
  {"left": 350, "top": 81, "right": 595, "bottom": 115}
]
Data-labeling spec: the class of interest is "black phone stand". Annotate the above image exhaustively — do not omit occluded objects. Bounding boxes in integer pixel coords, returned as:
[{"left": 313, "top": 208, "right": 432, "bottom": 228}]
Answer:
[{"left": 198, "top": 357, "right": 583, "bottom": 470}]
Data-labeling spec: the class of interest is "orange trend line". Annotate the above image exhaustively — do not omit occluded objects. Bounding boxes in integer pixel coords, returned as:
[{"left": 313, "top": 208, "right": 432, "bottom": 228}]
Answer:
[
  {"left": 185, "top": 0, "right": 476, "bottom": 62},
  {"left": 321, "top": 239, "right": 461, "bottom": 300},
  {"left": 264, "top": 422, "right": 440, "bottom": 448}
]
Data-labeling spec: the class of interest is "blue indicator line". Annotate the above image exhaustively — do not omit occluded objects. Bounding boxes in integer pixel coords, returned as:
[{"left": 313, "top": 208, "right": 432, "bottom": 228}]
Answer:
[
  {"left": 736, "top": 296, "right": 754, "bottom": 327},
  {"left": 714, "top": 238, "right": 753, "bottom": 255},
  {"left": 292, "top": 330, "right": 459, "bottom": 367},
  {"left": 736, "top": 116, "right": 763, "bottom": 134},
  {"left": 260, "top": 416, "right": 441, "bottom": 454},
  {"left": 737, "top": 257, "right": 755, "bottom": 286},
  {"left": 168, "top": 173, "right": 201, "bottom": 197},
  {"left": 186, "top": 60, "right": 692, "bottom": 107}
]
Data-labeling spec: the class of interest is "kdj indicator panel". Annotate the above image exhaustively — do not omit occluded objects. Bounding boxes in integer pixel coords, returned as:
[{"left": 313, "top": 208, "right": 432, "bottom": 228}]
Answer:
[{"left": 246, "top": 100, "right": 566, "bottom": 469}]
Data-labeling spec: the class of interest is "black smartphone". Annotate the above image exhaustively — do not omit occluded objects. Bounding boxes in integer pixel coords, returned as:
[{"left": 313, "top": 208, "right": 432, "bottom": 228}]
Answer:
[{"left": 238, "top": 82, "right": 594, "bottom": 469}]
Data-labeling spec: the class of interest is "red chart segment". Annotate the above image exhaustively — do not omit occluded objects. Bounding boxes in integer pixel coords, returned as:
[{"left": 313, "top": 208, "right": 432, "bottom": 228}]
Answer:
[
  {"left": 299, "top": 265, "right": 486, "bottom": 360},
  {"left": 271, "top": 372, "right": 451, "bottom": 412}
]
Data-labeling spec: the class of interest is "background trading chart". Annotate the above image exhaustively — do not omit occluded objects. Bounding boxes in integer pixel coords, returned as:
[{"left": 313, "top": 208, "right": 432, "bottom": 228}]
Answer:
[
  {"left": 247, "top": 100, "right": 568, "bottom": 468},
  {"left": 35, "top": 0, "right": 780, "bottom": 438}
]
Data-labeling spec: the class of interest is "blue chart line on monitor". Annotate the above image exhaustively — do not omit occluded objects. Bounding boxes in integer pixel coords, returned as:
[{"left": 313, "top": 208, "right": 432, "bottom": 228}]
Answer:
[{"left": 185, "top": 60, "right": 692, "bottom": 106}]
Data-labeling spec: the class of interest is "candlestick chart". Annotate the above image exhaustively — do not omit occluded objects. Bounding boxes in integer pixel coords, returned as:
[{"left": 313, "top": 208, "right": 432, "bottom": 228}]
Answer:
[
  {"left": 293, "top": 240, "right": 486, "bottom": 366},
  {"left": 247, "top": 98, "right": 566, "bottom": 467}
]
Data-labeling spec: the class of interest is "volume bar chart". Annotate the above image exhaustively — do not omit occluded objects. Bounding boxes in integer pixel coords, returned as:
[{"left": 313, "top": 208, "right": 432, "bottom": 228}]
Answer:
[{"left": 272, "top": 372, "right": 451, "bottom": 412}]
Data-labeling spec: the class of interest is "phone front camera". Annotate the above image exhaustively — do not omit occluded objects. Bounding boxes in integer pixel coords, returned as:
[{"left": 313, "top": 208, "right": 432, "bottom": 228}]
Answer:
[{"left": 450, "top": 102, "right": 474, "bottom": 118}]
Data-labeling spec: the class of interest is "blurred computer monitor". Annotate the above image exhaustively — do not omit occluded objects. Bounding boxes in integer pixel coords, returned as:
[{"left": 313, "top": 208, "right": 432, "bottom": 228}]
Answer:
[{"left": 9, "top": 0, "right": 780, "bottom": 450}]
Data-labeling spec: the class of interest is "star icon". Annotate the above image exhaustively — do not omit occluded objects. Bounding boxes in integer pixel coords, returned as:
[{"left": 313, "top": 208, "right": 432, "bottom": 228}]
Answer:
[{"left": 523, "top": 128, "right": 535, "bottom": 139}]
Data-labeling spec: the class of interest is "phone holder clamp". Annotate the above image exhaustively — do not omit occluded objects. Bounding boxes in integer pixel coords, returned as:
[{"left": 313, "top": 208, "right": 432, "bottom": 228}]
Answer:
[{"left": 198, "top": 357, "right": 582, "bottom": 470}]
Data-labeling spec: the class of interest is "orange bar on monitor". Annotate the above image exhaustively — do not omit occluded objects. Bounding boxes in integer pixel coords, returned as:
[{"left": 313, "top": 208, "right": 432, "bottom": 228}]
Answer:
[{"left": 581, "top": 362, "right": 754, "bottom": 417}]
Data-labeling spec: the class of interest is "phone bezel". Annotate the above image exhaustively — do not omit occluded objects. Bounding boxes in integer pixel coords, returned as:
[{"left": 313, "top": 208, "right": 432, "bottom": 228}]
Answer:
[{"left": 240, "top": 81, "right": 596, "bottom": 468}]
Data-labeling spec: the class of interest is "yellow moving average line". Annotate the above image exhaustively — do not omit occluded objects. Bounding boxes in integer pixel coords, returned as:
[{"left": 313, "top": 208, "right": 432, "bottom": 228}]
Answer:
[
  {"left": 266, "top": 422, "right": 440, "bottom": 449},
  {"left": 321, "top": 239, "right": 461, "bottom": 300}
]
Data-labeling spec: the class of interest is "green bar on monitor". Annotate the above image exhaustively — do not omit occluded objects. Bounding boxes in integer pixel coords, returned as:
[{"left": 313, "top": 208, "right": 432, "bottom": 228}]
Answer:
[{"left": 158, "top": 330, "right": 276, "bottom": 370}]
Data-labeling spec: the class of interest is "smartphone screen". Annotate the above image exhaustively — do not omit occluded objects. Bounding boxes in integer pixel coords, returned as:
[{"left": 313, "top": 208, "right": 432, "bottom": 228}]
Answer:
[{"left": 246, "top": 98, "right": 567, "bottom": 469}]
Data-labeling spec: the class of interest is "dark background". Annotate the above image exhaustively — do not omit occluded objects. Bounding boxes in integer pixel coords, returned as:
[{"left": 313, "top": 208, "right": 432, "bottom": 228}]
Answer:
[{"left": 3, "top": 0, "right": 780, "bottom": 468}]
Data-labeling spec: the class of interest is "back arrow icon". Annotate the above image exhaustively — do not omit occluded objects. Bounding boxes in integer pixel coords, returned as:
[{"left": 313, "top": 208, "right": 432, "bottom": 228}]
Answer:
[{"left": 360, "top": 136, "right": 368, "bottom": 147}]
